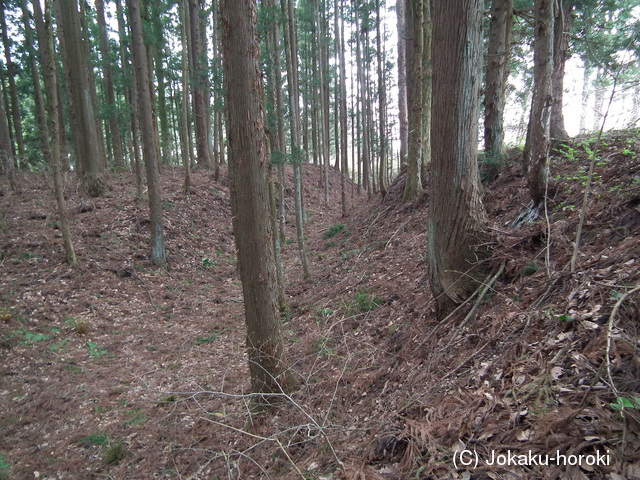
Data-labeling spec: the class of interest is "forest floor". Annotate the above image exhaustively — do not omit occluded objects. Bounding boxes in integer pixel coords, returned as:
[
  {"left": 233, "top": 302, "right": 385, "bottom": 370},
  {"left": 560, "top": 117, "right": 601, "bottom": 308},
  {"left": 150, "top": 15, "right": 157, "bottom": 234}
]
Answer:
[{"left": 1, "top": 129, "right": 640, "bottom": 480}]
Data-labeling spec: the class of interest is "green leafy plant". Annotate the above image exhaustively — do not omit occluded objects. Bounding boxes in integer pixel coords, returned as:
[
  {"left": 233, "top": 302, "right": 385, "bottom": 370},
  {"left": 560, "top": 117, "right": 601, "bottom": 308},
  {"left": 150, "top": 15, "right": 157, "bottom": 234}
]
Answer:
[
  {"left": 313, "top": 336, "right": 335, "bottom": 358},
  {"left": 161, "top": 199, "right": 175, "bottom": 210},
  {"left": 86, "top": 341, "right": 107, "bottom": 358},
  {"left": 48, "top": 339, "right": 70, "bottom": 353},
  {"left": 0, "top": 453, "right": 9, "bottom": 479},
  {"left": 79, "top": 434, "right": 109, "bottom": 447},
  {"left": 322, "top": 224, "right": 345, "bottom": 239},
  {"left": 520, "top": 261, "right": 539, "bottom": 276},
  {"left": 18, "top": 330, "right": 49, "bottom": 344},
  {"left": 609, "top": 396, "right": 640, "bottom": 411},
  {"left": 200, "top": 257, "right": 217, "bottom": 268},
  {"left": 555, "top": 143, "right": 580, "bottom": 162},
  {"left": 157, "top": 395, "right": 176, "bottom": 407},
  {"left": 347, "top": 290, "right": 383, "bottom": 315},
  {"left": 556, "top": 313, "right": 574, "bottom": 323},
  {"left": 195, "top": 329, "right": 220, "bottom": 344},
  {"left": 125, "top": 409, "right": 147, "bottom": 425}
]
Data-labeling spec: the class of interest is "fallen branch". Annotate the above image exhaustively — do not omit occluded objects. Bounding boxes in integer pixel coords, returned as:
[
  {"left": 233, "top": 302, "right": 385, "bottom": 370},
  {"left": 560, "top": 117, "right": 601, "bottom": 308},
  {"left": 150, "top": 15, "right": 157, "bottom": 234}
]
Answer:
[{"left": 605, "top": 283, "right": 640, "bottom": 450}]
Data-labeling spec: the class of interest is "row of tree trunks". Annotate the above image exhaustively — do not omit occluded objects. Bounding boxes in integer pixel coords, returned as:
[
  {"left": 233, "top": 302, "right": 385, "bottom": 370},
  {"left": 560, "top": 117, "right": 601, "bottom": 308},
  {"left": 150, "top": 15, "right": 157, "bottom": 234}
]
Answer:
[
  {"left": 32, "top": 0, "right": 76, "bottom": 265},
  {"left": 189, "top": 0, "right": 213, "bottom": 170},
  {"left": 281, "top": 0, "right": 310, "bottom": 280},
  {"left": 0, "top": 0, "right": 25, "bottom": 163},
  {"left": 96, "top": 0, "right": 125, "bottom": 168},
  {"left": 56, "top": 0, "right": 109, "bottom": 197},
  {"left": 484, "top": 0, "right": 513, "bottom": 164},
  {"left": 127, "top": 0, "right": 167, "bottom": 267}
]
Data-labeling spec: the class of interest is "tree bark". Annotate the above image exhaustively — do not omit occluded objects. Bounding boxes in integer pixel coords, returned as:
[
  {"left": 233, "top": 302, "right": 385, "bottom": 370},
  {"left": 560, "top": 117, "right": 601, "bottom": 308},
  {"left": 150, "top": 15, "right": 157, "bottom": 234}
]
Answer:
[
  {"left": 56, "top": 0, "right": 109, "bottom": 196},
  {"left": 150, "top": 4, "right": 171, "bottom": 165},
  {"left": 281, "top": 0, "right": 310, "bottom": 279},
  {"left": 96, "top": 0, "right": 125, "bottom": 168},
  {"left": 396, "top": 0, "right": 408, "bottom": 168},
  {"left": 189, "top": 0, "right": 213, "bottom": 169},
  {"left": 337, "top": 0, "right": 348, "bottom": 216},
  {"left": 180, "top": 0, "right": 192, "bottom": 193},
  {"left": 420, "top": 0, "right": 431, "bottom": 188},
  {"left": 211, "top": 0, "right": 222, "bottom": 181},
  {"left": 376, "top": 0, "right": 388, "bottom": 197},
  {"left": 402, "top": 0, "right": 424, "bottom": 202},
  {"left": 578, "top": 61, "right": 590, "bottom": 133},
  {"left": 33, "top": 0, "right": 76, "bottom": 266},
  {"left": 550, "top": 0, "right": 571, "bottom": 142},
  {"left": 428, "top": 0, "right": 490, "bottom": 318},
  {"left": 593, "top": 67, "right": 605, "bottom": 132},
  {"left": 20, "top": 0, "right": 49, "bottom": 166},
  {"left": 263, "top": 0, "right": 285, "bottom": 307},
  {"left": 355, "top": 7, "right": 370, "bottom": 196},
  {"left": 221, "top": 0, "right": 291, "bottom": 400},
  {"left": 0, "top": 82, "right": 15, "bottom": 191},
  {"left": 0, "top": 1, "right": 25, "bottom": 162},
  {"left": 127, "top": 0, "right": 167, "bottom": 267},
  {"left": 525, "top": 0, "right": 554, "bottom": 206},
  {"left": 484, "top": 0, "right": 513, "bottom": 161}
]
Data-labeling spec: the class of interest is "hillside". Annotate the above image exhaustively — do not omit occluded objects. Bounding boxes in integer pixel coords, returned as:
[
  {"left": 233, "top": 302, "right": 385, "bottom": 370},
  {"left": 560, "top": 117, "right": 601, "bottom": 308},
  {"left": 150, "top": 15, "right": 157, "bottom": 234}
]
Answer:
[{"left": 1, "top": 130, "right": 640, "bottom": 480}]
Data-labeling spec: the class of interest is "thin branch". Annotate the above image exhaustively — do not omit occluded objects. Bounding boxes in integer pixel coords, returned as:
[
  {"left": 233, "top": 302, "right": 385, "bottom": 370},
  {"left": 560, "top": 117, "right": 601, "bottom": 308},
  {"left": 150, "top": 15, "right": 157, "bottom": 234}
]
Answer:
[
  {"left": 605, "top": 283, "right": 640, "bottom": 450},
  {"left": 571, "top": 75, "right": 618, "bottom": 273}
]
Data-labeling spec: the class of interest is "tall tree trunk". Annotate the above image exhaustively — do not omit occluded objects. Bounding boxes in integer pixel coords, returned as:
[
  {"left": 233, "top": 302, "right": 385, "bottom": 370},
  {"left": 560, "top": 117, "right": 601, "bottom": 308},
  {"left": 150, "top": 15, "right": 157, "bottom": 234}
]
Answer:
[
  {"left": 0, "top": 1, "right": 25, "bottom": 163},
  {"left": 629, "top": 83, "right": 639, "bottom": 128},
  {"left": 150, "top": 5, "right": 171, "bottom": 165},
  {"left": 211, "top": 0, "right": 222, "bottom": 181},
  {"left": 180, "top": 0, "right": 192, "bottom": 193},
  {"left": 376, "top": 0, "right": 387, "bottom": 197},
  {"left": 320, "top": 4, "right": 331, "bottom": 204},
  {"left": 337, "top": 0, "right": 348, "bottom": 216},
  {"left": 33, "top": 0, "right": 76, "bottom": 266},
  {"left": 281, "top": 0, "right": 310, "bottom": 279},
  {"left": 315, "top": 0, "right": 330, "bottom": 204},
  {"left": 127, "top": 0, "right": 167, "bottom": 267},
  {"left": 78, "top": 0, "right": 108, "bottom": 172},
  {"left": 593, "top": 67, "right": 605, "bottom": 132},
  {"left": 396, "top": 0, "right": 408, "bottom": 168},
  {"left": 420, "top": 0, "right": 431, "bottom": 188},
  {"left": 355, "top": 7, "right": 370, "bottom": 196},
  {"left": 402, "top": 0, "right": 424, "bottom": 202},
  {"left": 263, "top": 0, "right": 285, "bottom": 307},
  {"left": 0, "top": 83, "right": 15, "bottom": 191},
  {"left": 56, "top": 0, "right": 109, "bottom": 196},
  {"left": 114, "top": 0, "right": 130, "bottom": 165},
  {"left": 550, "top": 0, "right": 571, "bottom": 141},
  {"left": 189, "top": 0, "right": 212, "bottom": 169},
  {"left": 271, "top": 2, "right": 287, "bottom": 244},
  {"left": 221, "top": 0, "right": 291, "bottom": 401},
  {"left": 21, "top": 0, "right": 49, "bottom": 164},
  {"left": 96, "top": 0, "right": 125, "bottom": 168},
  {"left": 428, "top": 0, "right": 490, "bottom": 318},
  {"left": 525, "top": 0, "right": 554, "bottom": 206},
  {"left": 484, "top": 0, "right": 513, "bottom": 161},
  {"left": 579, "top": 61, "right": 590, "bottom": 133}
]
